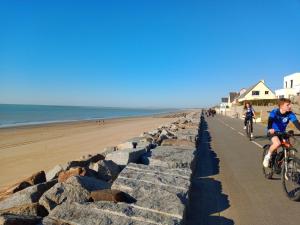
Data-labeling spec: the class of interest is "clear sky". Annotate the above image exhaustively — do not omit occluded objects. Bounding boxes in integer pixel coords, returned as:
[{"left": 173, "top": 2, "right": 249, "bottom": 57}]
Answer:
[{"left": 0, "top": 0, "right": 300, "bottom": 108}]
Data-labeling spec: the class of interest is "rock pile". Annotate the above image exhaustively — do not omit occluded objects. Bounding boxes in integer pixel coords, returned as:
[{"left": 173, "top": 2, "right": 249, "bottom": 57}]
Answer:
[{"left": 0, "top": 111, "right": 201, "bottom": 225}]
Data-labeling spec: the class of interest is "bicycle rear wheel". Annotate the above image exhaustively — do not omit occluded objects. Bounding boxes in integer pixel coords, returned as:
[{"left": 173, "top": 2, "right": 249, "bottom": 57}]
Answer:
[
  {"left": 247, "top": 122, "right": 251, "bottom": 140},
  {"left": 282, "top": 156, "right": 300, "bottom": 201},
  {"left": 262, "top": 145, "right": 273, "bottom": 179}
]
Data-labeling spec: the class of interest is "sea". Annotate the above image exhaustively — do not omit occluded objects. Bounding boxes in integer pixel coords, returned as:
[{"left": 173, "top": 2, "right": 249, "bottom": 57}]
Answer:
[{"left": 0, "top": 104, "right": 180, "bottom": 128}]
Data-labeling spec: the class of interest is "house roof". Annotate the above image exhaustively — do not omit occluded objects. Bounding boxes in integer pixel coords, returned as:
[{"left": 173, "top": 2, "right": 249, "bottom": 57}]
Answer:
[
  {"left": 237, "top": 80, "right": 275, "bottom": 100},
  {"left": 237, "top": 82, "right": 259, "bottom": 100}
]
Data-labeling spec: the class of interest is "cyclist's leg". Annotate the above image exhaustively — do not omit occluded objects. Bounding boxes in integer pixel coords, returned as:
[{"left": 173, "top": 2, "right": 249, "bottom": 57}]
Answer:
[
  {"left": 263, "top": 135, "right": 281, "bottom": 167},
  {"left": 244, "top": 117, "right": 247, "bottom": 129},
  {"left": 250, "top": 117, "right": 253, "bottom": 133},
  {"left": 269, "top": 136, "right": 281, "bottom": 154}
]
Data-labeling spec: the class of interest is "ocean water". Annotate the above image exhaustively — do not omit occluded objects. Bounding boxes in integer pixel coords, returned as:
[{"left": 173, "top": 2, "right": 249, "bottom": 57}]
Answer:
[{"left": 0, "top": 104, "right": 179, "bottom": 128}]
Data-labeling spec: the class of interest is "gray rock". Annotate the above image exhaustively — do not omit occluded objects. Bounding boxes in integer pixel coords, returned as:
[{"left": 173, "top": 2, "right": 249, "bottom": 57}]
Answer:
[
  {"left": 111, "top": 163, "right": 190, "bottom": 218},
  {"left": 0, "top": 180, "right": 57, "bottom": 211},
  {"left": 102, "top": 146, "right": 117, "bottom": 157},
  {"left": 39, "top": 176, "right": 110, "bottom": 211},
  {"left": 147, "top": 129, "right": 160, "bottom": 136},
  {"left": 116, "top": 142, "right": 135, "bottom": 150},
  {"left": 176, "top": 128, "right": 198, "bottom": 142},
  {"left": 126, "top": 163, "right": 192, "bottom": 178},
  {"left": 169, "top": 124, "right": 179, "bottom": 132},
  {"left": 0, "top": 203, "right": 48, "bottom": 217},
  {"left": 90, "top": 160, "right": 120, "bottom": 182},
  {"left": 142, "top": 146, "right": 195, "bottom": 169},
  {"left": 0, "top": 214, "right": 42, "bottom": 225},
  {"left": 157, "top": 134, "right": 168, "bottom": 145},
  {"left": 117, "top": 138, "right": 151, "bottom": 151},
  {"left": 66, "top": 154, "right": 105, "bottom": 170},
  {"left": 127, "top": 137, "right": 152, "bottom": 144},
  {"left": 46, "top": 165, "right": 64, "bottom": 181},
  {"left": 105, "top": 147, "right": 146, "bottom": 167},
  {"left": 116, "top": 165, "right": 191, "bottom": 190},
  {"left": 160, "top": 129, "right": 175, "bottom": 137},
  {"left": 42, "top": 201, "right": 182, "bottom": 225},
  {"left": 161, "top": 139, "right": 195, "bottom": 148}
]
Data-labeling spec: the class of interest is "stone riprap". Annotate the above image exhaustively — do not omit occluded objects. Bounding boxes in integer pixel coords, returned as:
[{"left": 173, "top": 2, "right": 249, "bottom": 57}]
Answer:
[
  {"left": 0, "top": 213, "right": 42, "bottom": 225},
  {"left": 0, "top": 180, "right": 57, "bottom": 211},
  {"left": 39, "top": 176, "right": 110, "bottom": 212},
  {"left": 175, "top": 128, "right": 199, "bottom": 143},
  {"left": 89, "top": 160, "right": 120, "bottom": 182},
  {"left": 105, "top": 147, "right": 147, "bottom": 167},
  {"left": 45, "top": 165, "right": 65, "bottom": 181},
  {"left": 110, "top": 162, "right": 192, "bottom": 224},
  {"left": 41, "top": 201, "right": 182, "bottom": 225},
  {"left": 0, "top": 111, "right": 201, "bottom": 225},
  {"left": 142, "top": 146, "right": 195, "bottom": 169},
  {"left": 0, "top": 203, "right": 48, "bottom": 217}
]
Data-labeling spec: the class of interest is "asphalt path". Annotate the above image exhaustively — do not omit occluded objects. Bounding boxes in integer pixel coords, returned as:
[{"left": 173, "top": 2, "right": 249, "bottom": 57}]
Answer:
[{"left": 185, "top": 114, "right": 300, "bottom": 225}]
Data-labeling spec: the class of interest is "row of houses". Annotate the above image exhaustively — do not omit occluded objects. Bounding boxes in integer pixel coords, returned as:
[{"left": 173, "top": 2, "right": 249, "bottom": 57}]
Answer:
[{"left": 218, "top": 72, "right": 300, "bottom": 119}]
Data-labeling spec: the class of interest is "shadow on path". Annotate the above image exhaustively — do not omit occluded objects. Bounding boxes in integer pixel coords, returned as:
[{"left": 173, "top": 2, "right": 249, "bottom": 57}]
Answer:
[{"left": 185, "top": 116, "right": 234, "bottom": 225}]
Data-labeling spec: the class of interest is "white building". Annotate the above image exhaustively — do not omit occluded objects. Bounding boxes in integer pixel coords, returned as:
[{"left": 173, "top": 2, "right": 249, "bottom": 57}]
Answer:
[
  {"left": 275, "top": 73, "right": 300, "bottom": 98},
  {"left": 219, "top": 97, "right": 229, "bottom": 115}
]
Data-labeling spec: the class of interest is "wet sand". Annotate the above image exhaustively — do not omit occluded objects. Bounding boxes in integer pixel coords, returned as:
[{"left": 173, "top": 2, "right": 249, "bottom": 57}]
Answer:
[{"left": 0, "top": 116, "right": 176, "bottom": 188}]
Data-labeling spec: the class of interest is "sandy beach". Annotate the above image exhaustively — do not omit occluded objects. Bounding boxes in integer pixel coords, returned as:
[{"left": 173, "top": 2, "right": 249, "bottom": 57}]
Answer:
[{"left": 0, "top": 115, "right": 177, "bottom": 188}]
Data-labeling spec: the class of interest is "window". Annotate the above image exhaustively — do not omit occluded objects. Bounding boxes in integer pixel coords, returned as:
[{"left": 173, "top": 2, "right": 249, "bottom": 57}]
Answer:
[
  {"left": 285, "top": 81, "right": 287, "bottom": 88},
  {"left": 265, "top": 91, "right": 269, "bottom": 94},
  {"left": 252, "top": 91, "right": 259, "bottom": 96},
  {"left": 291, "top": 80, "right": 293, "bottom": 88}
]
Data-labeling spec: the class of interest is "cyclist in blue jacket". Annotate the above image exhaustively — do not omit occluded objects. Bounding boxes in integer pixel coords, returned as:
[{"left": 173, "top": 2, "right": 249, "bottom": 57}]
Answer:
[{"left": 263, "top": 98, "right": 300, "bottom": 167}]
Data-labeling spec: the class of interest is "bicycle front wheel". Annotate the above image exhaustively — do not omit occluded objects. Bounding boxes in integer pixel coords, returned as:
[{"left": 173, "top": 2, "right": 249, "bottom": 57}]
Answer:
[{"left": 282, "top": 156, "right": 300, "bottom": 201}]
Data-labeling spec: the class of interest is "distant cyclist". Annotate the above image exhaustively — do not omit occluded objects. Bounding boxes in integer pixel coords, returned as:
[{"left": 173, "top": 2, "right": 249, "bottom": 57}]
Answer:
[
  {"left": 243, "top": 102, "right": 256, "bottom": 138},
  {"left": 263, "top": 98, "right": 300, "bottom": 167}
]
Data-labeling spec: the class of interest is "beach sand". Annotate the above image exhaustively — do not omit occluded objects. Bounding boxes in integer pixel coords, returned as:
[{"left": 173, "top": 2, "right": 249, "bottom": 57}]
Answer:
[{"left": 0, "top": 116, "right": 177, "bottom": 188}]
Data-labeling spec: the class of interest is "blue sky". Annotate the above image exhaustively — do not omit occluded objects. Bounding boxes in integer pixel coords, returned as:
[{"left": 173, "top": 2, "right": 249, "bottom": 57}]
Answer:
[{"left": 0, "top": 0, "right": 300, "bottom": 108}]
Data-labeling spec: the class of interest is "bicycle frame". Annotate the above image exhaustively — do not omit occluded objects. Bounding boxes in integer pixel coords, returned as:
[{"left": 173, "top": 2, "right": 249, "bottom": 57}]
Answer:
[{"left": 245, "top": 118, "right": 253, "bottom": 140}]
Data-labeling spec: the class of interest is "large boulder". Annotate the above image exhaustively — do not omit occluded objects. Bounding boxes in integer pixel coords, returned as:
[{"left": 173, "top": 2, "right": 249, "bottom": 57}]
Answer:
[
  {"left": 39, "top": 176, "right": 110, "bottom": 211},
  {"left": 105, "top": 147, "right": 146, "bottom": 167},
  {"left": 0, "top": 171, "right": 46, "bottom": 201},
  {"left": 161, "top": 139, "right": 195, "bottom": 148},
  {"left": 0, "top": 180, "right": 57, "bottom": 211},
  {"left": 147, "top": 129, "right": 160, "bottom": 136},
  {"left": 126, "top": 163, "right": 192, "bottom": 178},
  {"left": 0, "top": 203, "right": 48, "bottom": 217},
  {"left": 111, "top": 163, "right": 191, "bottom": 220},
  {"left": 117, "top": 138, "right": 151, "bottom": 151},
  {"left": 102, "top": 146, "right": 117, "bottom": 157},
  {"left": 42, "top": 201, "right": 182, "bottom": 225},
  {"left": 169, "top": 124, "right": 179, "bottom": 132},
  {"left": 175, "top": 128, "right": 198, "bottom": 142},
  {"left": 142, "top": 146, "right": 195, "bottom": 169},
  {"left": 57, "top": 167, "right": 87, "bottom": 183},
  {"left": 89, "top": 160, "right": 120, "bottom": 182},
  {"left": 66, "top": 154, "right": 105, "bottom": 170},
  {"left": 45, "top": 165, "right": 65, "bottom": 181},
  {"left": 0, "top": 214, "right": 42, "bottom": 225}
]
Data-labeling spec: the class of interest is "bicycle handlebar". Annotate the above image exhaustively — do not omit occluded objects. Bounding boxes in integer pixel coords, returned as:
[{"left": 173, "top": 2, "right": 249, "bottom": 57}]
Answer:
[{"left": 268, "top": 130, "right": 300, "bottom": 138}]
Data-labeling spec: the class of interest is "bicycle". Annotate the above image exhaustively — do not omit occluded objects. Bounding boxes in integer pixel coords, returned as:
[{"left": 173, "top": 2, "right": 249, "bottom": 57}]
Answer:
[
  {"left": 245, "top": 117, "right": 255, "bottom": 141},
  {"left": 262, "top": 131, "right": 300, "bottom": 201}
]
